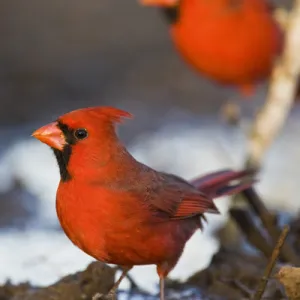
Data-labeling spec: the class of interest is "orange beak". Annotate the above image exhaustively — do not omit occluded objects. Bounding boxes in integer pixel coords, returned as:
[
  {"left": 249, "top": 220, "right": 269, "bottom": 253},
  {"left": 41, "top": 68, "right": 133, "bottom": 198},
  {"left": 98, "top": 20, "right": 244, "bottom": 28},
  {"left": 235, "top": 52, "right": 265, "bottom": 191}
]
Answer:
[
  {"left": 139, "top": 0, "right": 178, "bottom": 7},
  {"left": 32, "top": 122, "right": 65, "bottom": 151}
]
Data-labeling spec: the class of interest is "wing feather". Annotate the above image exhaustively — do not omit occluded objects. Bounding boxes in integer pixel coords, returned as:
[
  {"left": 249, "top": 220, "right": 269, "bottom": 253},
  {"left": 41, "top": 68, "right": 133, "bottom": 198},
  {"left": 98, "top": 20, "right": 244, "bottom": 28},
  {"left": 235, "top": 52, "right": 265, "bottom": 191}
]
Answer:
[{"left": 144, "top": 173, "right": 219, "bottom": 220}]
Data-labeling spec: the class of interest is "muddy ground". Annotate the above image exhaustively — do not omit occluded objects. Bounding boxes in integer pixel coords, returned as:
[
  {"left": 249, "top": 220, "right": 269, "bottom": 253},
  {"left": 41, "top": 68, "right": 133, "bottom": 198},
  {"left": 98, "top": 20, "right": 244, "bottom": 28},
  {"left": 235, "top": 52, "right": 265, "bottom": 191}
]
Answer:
[
  {"left": 0, "top": 240, "right": 291, "bottom": 300},
  {"left": 0, "top": 249, "right": 276, "bottom": 300}
]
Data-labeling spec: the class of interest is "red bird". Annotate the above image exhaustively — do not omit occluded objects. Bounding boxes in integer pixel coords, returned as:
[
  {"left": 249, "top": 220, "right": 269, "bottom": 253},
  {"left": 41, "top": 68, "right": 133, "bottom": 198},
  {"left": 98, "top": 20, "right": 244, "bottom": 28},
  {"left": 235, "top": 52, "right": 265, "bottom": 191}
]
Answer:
[
  {"left": 140, "top": 0, "right": 283, "bottom": 96},
  {"left": 32, "top": 106, "right": 255, "bottom": 300}
]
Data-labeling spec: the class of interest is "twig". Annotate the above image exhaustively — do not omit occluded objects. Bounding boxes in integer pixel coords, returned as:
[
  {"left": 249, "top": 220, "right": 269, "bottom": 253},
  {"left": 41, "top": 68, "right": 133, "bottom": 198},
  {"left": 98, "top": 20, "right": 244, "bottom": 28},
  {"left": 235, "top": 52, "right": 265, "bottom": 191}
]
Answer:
[
  {"left": 228, "top": 1, "right": 300, "bottom": 265},
  {"left": 230, "top": 208, "right": 274, "bottom": 258},
  {"left": 232, "top": 280, "right": 253, "bottom": 298},
  {"left": 241, "top": 188, "right": 300, "bottom": 265},
  {"left": 246, "top": 0, "right": 300, "bottom": 169},
  {"left": 220, "top": 278, "right": 253, "bottom": 298},
  {"left": 252, "top": 225, "right": 290, "bottom": 300},
  {"left": 241, "top": 187, "right": 275, "bottom": 220}
]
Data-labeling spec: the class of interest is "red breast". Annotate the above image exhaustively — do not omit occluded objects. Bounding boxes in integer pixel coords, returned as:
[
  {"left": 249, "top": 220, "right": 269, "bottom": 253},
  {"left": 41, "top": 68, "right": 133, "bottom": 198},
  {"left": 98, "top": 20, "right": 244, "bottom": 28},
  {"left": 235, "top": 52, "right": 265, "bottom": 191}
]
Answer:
[{"left": 170, "top": 0, "right": 283, "bottom": 91}]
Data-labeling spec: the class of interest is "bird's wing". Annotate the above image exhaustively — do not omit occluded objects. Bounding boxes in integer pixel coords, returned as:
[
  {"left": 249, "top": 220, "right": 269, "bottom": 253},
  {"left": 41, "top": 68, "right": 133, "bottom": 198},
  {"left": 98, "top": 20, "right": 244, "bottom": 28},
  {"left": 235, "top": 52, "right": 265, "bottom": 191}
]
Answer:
[{"left": 144, "top": 173, "right": 219, "bottom": 220}]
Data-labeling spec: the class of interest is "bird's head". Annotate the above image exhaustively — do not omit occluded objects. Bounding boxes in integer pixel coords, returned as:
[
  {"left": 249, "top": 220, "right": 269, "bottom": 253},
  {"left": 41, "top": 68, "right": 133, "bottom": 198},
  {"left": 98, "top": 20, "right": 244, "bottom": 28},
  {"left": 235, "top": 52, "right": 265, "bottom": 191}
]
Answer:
[{"left": 32, "top": 106, "right": 133, "bottom": 182}]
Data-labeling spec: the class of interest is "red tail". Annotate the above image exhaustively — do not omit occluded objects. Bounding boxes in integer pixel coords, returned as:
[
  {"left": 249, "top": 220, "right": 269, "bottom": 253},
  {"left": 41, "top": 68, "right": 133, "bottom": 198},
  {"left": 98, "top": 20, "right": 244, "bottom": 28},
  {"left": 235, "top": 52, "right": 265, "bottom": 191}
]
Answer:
[{"left": 190, "top": 169, "right": 256, "bottom": 198}]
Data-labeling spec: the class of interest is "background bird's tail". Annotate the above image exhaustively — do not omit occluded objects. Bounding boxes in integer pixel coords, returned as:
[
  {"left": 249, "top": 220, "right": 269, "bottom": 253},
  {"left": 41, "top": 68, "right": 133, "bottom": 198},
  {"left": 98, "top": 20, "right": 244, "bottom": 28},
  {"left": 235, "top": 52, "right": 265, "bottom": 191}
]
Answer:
[{"left": 190, "top": 169, "right": 256, "bottom": 199}]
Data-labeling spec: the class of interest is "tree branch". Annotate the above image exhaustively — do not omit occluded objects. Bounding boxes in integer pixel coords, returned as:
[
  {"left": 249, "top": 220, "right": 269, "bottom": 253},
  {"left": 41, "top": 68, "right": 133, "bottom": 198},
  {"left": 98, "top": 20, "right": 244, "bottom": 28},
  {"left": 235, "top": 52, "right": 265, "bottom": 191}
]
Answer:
[{"left": 246, "top": 0, "right": 300, "bottom": 169}]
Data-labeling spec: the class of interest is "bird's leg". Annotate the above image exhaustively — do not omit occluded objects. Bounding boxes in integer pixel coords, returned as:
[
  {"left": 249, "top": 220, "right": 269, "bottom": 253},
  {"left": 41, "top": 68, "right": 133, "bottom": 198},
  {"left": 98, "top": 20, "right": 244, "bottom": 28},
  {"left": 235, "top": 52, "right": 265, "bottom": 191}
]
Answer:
[
  {"left": 115, "top": 266, "right": 150, "bottom": 297},
  {"left": 159, "top": 277, "right": 165, "bottom": 300},
  {"left": 157, "top": 262, "right": 172, "bottom": 300},
  {"left": 114, "top": 266, "right": 139, "bottom": 290},
  {"left": 92, "top": 266, "right": 132, "bottom": 300}
]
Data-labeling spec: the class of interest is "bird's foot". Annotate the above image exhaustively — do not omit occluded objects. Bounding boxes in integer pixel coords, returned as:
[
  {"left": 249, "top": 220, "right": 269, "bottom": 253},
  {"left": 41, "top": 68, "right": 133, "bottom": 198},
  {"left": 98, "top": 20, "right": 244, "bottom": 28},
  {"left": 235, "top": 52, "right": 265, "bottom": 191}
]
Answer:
[{"left": 92, "top": 292, "right": 116, "bottom": 300}]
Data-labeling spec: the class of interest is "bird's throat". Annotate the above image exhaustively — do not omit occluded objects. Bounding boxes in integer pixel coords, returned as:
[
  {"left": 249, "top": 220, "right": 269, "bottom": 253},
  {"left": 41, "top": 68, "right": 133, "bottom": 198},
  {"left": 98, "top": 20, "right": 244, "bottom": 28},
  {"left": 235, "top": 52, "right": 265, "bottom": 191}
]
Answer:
[{"left": 53, "top": 146, "right": 72, "bottom": 182}]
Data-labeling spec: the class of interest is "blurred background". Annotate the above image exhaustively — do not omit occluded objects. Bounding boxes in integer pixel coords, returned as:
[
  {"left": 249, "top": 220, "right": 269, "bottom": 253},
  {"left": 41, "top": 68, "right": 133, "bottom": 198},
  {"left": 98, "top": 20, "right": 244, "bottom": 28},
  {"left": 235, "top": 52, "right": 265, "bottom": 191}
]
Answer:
[{"left": 0, "top": 0, "right": 299, "bottom": 294}]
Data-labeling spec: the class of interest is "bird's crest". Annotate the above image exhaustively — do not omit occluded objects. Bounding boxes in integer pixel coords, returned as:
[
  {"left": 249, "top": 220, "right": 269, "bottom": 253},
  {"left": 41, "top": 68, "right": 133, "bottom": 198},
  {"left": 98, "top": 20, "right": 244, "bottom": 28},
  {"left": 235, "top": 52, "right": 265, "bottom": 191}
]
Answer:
[{"left": 90, "top": 106, "right": 133, "bottom": 124}]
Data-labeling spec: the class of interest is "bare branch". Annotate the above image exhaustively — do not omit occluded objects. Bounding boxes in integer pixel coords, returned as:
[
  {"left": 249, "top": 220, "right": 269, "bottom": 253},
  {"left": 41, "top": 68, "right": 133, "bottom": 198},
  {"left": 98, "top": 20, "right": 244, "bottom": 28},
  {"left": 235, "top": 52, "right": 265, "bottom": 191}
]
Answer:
[
  {"left": 252, "top": 225, "right": 290, "bottom": 300},
  {"left": 246, "top": 0, "right": 300, "bottom": 169}
]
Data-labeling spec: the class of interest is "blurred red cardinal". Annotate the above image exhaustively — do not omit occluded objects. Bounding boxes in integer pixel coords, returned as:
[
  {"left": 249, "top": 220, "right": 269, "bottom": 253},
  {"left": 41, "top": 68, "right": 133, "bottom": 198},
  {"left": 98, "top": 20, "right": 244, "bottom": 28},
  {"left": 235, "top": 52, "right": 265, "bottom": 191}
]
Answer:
[
  {"left": 32, "top": 106, "right": 255, "bottom": 300},
  {"left": 140, "top": 0, "right": 283, "bottom": 96}
]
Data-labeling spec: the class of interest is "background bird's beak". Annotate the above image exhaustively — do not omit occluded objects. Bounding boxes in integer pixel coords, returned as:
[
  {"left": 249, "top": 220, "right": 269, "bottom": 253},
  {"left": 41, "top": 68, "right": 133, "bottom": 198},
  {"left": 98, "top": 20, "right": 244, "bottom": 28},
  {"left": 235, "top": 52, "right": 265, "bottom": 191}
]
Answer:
[
  {"left": 32, "top": 122, "right": 65, "bottom": 151},
  {"left": 139, "top": 0, "right": 178, "bottom": 7}
]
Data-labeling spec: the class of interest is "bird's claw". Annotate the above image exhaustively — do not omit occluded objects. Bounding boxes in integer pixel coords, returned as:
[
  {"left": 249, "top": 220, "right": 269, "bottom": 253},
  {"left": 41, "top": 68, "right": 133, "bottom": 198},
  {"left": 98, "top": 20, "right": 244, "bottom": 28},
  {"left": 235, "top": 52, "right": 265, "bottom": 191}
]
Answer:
[{"left": 92, "top": 292, "right": 116, "bottom": 300}]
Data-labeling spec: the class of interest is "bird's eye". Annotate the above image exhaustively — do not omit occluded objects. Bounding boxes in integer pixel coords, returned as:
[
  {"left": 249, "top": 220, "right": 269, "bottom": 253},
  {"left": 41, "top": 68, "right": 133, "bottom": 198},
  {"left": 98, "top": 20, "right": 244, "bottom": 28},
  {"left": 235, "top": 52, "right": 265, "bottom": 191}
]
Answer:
[{"left": 74, "top": 128, "right": 88, "bottom": 140}]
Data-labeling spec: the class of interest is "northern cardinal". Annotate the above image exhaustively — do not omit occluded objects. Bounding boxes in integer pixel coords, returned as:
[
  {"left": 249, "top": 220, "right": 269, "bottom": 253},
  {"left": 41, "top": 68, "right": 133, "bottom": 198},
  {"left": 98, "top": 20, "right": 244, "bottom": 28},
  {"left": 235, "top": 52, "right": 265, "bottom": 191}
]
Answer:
[
  {"left": 32, "top": 106, "right": 255, "bottom": 300},
  {"left": 140, "top": 0, "right": 283, "bottom": 96}
]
